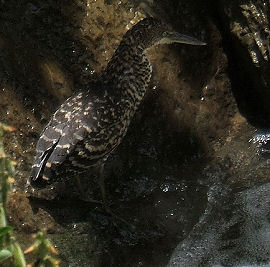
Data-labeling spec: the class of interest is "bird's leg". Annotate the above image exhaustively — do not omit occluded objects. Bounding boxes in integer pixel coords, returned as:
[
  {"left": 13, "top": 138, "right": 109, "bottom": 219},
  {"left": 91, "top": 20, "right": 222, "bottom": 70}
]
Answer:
[
  {"left": 76, "top": 175, "right": 84, "bottom": 195},
  {"left": 76, "top": 175, "right": 101, "bottom": 203},
  {"left": 98, "top": 164, "right": 134, "bottom": 227},
  {"left": 97, "top": 164, "right": 108, "bottom": 207}
]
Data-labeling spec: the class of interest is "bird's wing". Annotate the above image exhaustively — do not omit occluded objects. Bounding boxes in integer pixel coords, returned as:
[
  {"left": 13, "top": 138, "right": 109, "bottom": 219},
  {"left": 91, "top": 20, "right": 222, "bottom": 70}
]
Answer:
[{"left": 29, "top": 92, "right": 94, "bottom": 187}]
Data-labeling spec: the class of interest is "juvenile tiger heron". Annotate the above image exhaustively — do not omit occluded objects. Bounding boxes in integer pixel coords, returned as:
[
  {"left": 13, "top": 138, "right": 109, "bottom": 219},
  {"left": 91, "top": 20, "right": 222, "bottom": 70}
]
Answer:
[{"left": 28, "top": 18, "right": 205, "bottom": 204}]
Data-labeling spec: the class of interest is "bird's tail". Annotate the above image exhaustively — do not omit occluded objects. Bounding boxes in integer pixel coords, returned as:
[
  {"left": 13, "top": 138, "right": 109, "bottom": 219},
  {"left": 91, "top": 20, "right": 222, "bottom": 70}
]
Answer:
[{"left": 28, "top": 142, "right": 58, "bottom": 188}]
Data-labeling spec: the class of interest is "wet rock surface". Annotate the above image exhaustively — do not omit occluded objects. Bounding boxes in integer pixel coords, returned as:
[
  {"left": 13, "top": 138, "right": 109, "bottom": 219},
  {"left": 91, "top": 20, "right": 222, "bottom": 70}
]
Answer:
[
  {"left": 168, "top": 123, "right": 270, "bottom": 266},
  {"left": 168, "top": 181, "right": 270, "bottom": 266},
  {"left": 0, "top": 0, "right": 269, "bottom": 266}
]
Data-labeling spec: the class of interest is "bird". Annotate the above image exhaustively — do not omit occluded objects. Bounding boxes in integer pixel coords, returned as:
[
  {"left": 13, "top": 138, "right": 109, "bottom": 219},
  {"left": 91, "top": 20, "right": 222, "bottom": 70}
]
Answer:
[{"left": 28, "top": 17, "right": 206, "bottom": 201}]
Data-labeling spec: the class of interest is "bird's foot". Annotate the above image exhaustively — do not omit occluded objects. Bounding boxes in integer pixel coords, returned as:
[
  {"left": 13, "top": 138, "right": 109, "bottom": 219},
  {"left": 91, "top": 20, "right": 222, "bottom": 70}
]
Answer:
[
  {"left": 103, "top": 204, "right": 135, "bottom": 229},
  {"left": 79, "top": 195, "right": 102, "bottom": 204}
]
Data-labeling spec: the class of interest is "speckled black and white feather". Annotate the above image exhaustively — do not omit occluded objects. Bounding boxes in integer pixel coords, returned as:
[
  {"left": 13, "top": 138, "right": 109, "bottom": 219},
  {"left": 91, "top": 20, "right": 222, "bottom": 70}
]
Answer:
[{"left": 28, "top": 18, "right": 175, "bottom": 188}]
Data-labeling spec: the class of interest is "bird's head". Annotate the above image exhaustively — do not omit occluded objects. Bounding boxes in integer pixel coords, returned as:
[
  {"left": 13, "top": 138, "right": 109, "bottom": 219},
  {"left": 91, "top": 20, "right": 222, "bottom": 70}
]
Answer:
[{"left": 124, "top": 17, "right": 206, "bottom": 50}]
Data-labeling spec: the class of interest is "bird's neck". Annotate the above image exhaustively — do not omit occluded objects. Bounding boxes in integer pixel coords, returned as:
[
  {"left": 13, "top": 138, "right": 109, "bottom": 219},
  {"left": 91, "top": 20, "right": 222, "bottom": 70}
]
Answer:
[{"left": 102, "top": 41, "right": 152, "bottom": 106}]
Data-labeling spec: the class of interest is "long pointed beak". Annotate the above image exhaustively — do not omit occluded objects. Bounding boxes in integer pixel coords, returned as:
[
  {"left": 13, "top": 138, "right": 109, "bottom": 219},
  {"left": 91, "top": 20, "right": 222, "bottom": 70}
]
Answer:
[{"left": 160, "top": 32, "right": 206, "bottom": 46}]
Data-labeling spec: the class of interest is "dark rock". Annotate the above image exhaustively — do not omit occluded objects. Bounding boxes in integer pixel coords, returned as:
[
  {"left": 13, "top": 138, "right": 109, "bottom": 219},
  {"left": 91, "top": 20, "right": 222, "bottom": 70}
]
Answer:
[{"left": 216, "top": 0, "right": 270, "bottom": 127}]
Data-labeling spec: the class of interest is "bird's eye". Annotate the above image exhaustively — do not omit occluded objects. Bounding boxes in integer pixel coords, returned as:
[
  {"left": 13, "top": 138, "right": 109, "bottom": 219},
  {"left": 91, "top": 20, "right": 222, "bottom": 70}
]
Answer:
[{"left": 163, "top": 31, "right": 169, "bottom": 37}]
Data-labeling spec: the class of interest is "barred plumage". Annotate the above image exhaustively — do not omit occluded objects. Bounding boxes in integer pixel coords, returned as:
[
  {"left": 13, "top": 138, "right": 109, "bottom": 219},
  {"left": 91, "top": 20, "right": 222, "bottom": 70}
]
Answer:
[{"left": 29, "top": 18, "right": 205, "bottom": 188}]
